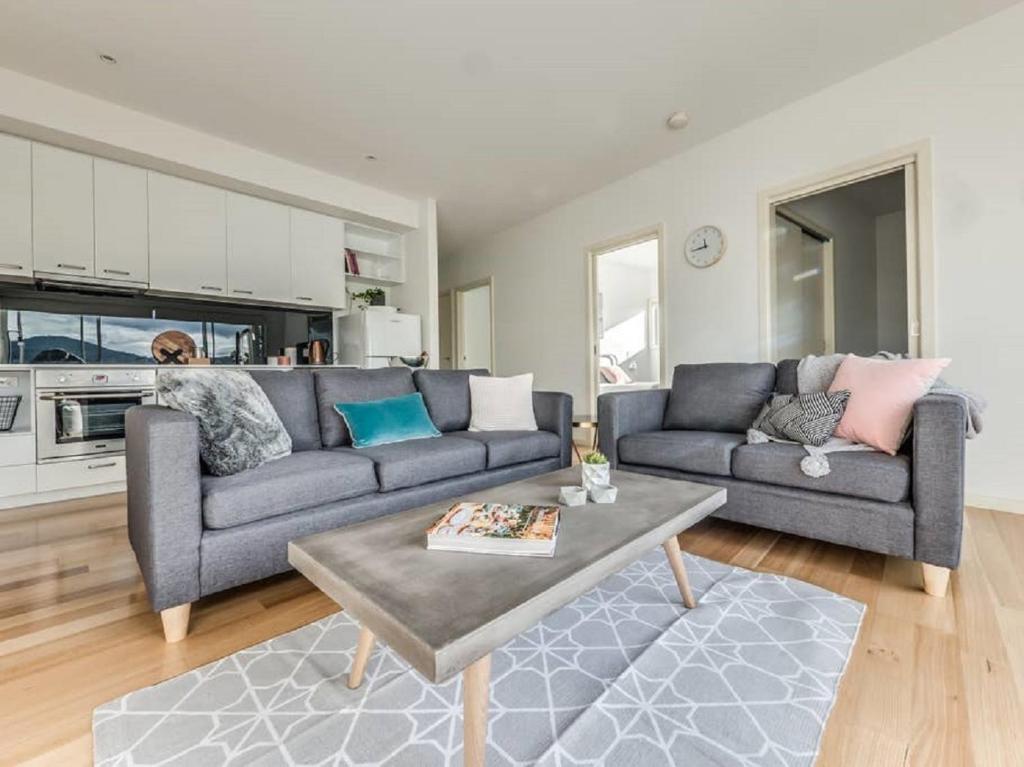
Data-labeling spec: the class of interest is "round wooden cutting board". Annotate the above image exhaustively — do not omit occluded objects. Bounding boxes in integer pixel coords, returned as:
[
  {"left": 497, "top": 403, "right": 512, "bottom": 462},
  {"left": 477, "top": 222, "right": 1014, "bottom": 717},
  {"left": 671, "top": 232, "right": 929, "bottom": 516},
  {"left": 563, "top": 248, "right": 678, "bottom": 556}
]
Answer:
[{"left": 151, "top": 330, "right": 197, "bottom": 365}]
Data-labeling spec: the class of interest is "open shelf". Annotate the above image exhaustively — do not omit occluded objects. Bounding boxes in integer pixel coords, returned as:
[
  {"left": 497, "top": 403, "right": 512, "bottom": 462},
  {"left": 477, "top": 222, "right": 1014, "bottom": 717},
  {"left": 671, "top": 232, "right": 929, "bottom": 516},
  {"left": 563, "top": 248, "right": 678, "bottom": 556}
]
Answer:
[{"left": 346, "top": 274, "right": 404, "bottom": 287}]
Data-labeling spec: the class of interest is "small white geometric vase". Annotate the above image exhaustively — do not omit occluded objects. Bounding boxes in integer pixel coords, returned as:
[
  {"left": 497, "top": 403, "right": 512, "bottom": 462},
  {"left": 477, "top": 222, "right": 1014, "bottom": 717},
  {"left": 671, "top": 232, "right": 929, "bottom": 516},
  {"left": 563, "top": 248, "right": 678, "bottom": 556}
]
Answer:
[
  {"left": 581, "top": 462, "right": 610, "bottom": 492},
  {"left": 589, "top": 483, "right": 618, "bottom": 504}
]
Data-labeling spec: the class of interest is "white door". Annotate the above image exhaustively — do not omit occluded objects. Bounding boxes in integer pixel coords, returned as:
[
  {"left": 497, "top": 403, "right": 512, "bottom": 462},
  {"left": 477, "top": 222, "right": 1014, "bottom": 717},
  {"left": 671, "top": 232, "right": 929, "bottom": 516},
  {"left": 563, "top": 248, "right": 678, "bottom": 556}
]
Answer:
[
  {"left": 456, "top": 282, "right": 493, "bottom": 371},
  {"left": 32, "top": 144, "right": 95, "bottom": 277},
  {"left": 226, "top": 192, "right": 291, "bottom": 303},
  {"left": 94, "top": 159, "right": 149, "bottom": 283},
  {"left": 148, "top": 173, "right": 227, "bottom": 297},
  {"left": 289, "top": 208, "right": 347, "bottom": 308},
  {"left": 0, "top": 134, "right": 32, "bottom": 278}
]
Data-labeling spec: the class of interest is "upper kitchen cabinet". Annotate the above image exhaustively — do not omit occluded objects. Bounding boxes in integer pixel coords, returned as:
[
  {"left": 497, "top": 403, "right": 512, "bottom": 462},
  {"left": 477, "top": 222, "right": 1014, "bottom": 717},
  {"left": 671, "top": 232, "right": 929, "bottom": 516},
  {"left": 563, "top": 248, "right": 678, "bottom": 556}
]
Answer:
[
  {"left": 94, "top": 159, "right": 149, "bottom": 284},
  {"left": 226, "top": 193, "right": 291, "bottom": 304},
  {"left": 32, "top": 144, "right": 95, "bottom": 278},
  {"left": 148, "top": 172, "right": 227, "bottom": 297},
  {"left": 289, "top": 208, "right": 347, "bottom": 309},
  {"left": 0, "top": 134, "right": 32, "bottom": 279}
]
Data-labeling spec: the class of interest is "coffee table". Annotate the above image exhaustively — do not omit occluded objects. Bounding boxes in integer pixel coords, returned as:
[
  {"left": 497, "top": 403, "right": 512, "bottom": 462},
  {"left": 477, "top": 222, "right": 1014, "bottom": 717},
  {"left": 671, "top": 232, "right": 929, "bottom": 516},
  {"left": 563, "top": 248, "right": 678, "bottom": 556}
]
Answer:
[{"left": 288, "top": 466, "right": 726, "bottom": 767}]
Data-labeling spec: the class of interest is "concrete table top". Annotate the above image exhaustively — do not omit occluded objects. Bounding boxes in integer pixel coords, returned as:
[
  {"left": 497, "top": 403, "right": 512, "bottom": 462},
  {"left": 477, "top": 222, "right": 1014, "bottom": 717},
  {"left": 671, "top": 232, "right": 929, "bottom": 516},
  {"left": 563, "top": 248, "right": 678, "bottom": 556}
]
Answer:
[{"left": 288, "top": 467, "right": 726, "bottom": 683}]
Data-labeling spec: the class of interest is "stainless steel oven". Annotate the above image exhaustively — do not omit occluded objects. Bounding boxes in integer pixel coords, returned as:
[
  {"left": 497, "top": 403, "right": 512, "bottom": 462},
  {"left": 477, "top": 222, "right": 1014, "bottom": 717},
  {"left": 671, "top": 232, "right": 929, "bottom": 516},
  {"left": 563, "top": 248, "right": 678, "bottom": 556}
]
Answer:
[{"left": 35, "top": 369, "right": 156, "bottom": 462}]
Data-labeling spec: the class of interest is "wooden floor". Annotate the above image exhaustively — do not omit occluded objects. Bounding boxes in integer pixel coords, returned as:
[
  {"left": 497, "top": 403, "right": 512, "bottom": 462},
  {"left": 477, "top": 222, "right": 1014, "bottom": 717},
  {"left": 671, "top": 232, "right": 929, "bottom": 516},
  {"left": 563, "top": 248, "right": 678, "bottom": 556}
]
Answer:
[{"left": 1, "top": 493, "right": 1023, "bottom": 766}]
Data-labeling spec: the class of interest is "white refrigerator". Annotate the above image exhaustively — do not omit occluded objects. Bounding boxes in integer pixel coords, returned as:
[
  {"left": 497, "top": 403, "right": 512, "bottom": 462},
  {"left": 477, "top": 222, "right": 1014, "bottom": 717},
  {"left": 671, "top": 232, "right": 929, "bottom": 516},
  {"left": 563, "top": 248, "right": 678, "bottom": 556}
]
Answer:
[{"left": 336, "top": 308, "right": 422, "bottom": 368}]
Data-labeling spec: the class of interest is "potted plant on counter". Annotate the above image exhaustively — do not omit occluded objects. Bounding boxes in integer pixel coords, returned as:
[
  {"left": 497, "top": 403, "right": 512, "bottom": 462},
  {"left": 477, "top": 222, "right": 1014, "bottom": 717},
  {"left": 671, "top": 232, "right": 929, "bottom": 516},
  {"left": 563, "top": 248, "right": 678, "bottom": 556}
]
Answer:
[{"left": 581, "top": 450, "right": 610, "bottom": 491}]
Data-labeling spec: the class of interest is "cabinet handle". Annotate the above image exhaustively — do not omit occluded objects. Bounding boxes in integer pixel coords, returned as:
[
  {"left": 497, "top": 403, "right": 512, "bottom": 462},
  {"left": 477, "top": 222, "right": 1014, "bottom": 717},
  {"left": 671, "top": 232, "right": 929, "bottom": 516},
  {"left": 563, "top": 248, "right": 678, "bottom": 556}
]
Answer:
[
  {"left": 233, "top": 289, "right": 254, "bottom": 295},
  {"left": 0, "top": 263, "right": 24, "bottom": 270},
  {"left": 200, "top": 285, "right": 223, "bottom": 292},
  {"left": 296, "top": 296, "right": 314, "bottom": 302},
  {"left": 87, "top": 461, "right": 117, "bottom": 470},
  {"left": 57, "top": 263, "right": 88, "bottom": 271},
  {"left": 103, "top": 268, "right": 131, "bottom": 276}
]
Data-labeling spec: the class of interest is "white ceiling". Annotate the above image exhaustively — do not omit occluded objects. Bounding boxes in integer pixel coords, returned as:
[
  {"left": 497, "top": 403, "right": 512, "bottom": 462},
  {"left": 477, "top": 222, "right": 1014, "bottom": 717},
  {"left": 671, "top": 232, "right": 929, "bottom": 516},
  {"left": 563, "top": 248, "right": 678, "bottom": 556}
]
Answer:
[{"left": 0, "top": 1, "right": 1015, "bottom": 253}]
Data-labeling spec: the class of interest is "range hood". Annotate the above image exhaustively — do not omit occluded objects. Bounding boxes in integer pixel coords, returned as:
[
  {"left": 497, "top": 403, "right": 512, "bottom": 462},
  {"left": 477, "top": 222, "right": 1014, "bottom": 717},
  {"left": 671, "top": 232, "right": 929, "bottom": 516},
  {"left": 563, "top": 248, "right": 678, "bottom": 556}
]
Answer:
[{"left": 33, "top": 272, "right": 147, "bottom": 297}]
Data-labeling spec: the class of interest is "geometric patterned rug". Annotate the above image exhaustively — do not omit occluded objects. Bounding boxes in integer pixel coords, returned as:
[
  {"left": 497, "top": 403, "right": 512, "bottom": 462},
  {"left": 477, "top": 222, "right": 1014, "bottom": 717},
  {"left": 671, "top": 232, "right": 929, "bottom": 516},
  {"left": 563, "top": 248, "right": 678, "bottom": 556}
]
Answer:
[{"left": 93, "top": 551, "right": 864, "bottom": 766}]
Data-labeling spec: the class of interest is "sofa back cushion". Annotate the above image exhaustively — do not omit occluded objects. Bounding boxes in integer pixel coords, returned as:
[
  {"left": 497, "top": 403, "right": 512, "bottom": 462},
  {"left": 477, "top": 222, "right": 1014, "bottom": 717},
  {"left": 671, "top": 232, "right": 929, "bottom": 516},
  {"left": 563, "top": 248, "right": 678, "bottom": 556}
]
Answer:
[
  {"left": 314, "top": 368, "right": 415, "bottom": 447},
  {"left": 249, "top": 369, "right": 321, "bottom": 451},
  {"left": 413, "top": 368, "right": 489, "bottom": 432},
  {"left": 775, "top": 359, "right": 799, "bottom": 395},
  {"left": 663, "top": 362, "right": 776, "bottom": 433}
]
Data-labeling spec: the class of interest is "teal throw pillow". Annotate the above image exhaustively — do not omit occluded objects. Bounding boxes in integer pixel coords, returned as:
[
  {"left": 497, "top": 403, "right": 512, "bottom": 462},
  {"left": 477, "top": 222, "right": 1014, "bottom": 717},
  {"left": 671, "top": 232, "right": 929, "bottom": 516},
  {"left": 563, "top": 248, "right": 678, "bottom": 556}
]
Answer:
[{"left": 334, "top": 392, "right": 441, "bottom": 448}]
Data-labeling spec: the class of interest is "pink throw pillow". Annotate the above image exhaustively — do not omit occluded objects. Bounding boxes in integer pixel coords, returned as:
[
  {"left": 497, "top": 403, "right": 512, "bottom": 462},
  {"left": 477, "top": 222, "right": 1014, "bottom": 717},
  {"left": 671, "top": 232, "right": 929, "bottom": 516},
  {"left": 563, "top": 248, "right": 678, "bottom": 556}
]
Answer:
[{"left": 829, "top": 355, "right": 950, "bottom": 454}]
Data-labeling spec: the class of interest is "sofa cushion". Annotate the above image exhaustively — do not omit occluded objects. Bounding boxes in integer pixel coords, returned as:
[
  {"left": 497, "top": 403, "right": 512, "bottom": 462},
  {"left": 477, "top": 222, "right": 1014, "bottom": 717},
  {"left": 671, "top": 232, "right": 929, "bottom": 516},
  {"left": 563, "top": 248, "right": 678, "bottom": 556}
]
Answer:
[
  {"left": 413, "top": 368, "right": 489, "bottom": 431},
  {"left": 249, "top": 369, "right": 321, "bottom": 451},
  {"left": 663, "top": 363, "right": 776, "bottom": 433},
  {"left": 775, "top": 359, "right": 799, "bottom": 395},
  {"left": 314, "top": 368, "right": 415, "bottom": 447},
  {"left": 201, "top": 450, "right": 378, "bottom": 529},
  {"left": 731, "top": 443, "right": 910, "bottom": 503},
  {"left": 450, "top": 430, "right": 561, "bottom": 469},
  {"left": 335, "top": 435, "right": 486, "bottom": 492},
  {"left": 618, "top": 430, "right": 745, "bottom": 477}
]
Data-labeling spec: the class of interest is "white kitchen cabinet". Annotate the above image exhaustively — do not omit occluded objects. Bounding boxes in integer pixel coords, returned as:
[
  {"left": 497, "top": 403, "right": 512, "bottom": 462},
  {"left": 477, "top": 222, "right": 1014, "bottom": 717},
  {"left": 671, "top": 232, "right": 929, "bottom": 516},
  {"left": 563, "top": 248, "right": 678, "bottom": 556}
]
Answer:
[
  {"left": 148, "top": 172, "right": 227, "bottom": 297},
  {"left": 226, "top": 192, "right": 291, "bottom": 303},
  {"left": 94, "top": 159, "right": 149, "bottom": 283},
  {"left": 0, "top": 134, "right": 32, "bottom": 279},
  {"left": 0, "top": 465, "right": 36, "bottom": 499},
  {"left": 36, "top": 455, "right": 126, "bottom": 493},
  {"left": 289, "top": 208, "right": 347, "bottom": 308},
  {"left": 32, "top": 144, "right": 95, "bottom": 277}
]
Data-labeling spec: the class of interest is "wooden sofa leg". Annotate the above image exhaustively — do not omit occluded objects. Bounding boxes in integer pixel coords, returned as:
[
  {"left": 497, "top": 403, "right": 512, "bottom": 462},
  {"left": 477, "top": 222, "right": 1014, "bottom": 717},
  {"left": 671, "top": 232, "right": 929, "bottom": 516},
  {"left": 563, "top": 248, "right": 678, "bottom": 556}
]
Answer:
[
  {"left": 160, "top": 604, "right": 192, "bottom": 642},
  {"left": 921, "top": 563, "right": 950, "bottom": 597}
]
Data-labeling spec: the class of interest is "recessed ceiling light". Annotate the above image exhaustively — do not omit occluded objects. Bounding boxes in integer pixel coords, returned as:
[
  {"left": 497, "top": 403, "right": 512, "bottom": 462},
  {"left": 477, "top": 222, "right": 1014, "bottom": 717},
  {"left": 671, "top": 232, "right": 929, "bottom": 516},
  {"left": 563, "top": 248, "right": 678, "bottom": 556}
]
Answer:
[
  {"left": 364, "top": 154, "right": 378, "bottom": 161},
  {"left": 98, "top": 53, "right": 118, "bottom": 65},
  {"left": 666, "top": 111, "right": 689, "bottom": 130}
]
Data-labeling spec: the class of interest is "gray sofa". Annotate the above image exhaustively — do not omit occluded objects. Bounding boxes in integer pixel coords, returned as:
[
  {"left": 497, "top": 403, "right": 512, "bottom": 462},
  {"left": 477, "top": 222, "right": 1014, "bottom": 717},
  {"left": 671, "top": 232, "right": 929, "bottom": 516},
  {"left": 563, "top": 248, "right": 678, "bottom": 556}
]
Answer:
[
  {"left": 126, "top": 367, "right": 572, "bottom": 641},
  {"left": 598, "top": 360, "right": 967, "bottom": 597}
]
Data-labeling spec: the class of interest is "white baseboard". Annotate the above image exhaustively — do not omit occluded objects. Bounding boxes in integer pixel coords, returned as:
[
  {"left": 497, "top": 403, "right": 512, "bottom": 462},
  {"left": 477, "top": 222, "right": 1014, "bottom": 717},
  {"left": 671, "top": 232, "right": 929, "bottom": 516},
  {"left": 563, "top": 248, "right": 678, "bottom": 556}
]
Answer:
[
  {"left": 966, "top": 494, "right": 1024, "bottom": 515},
  {"left": 0, "top": 481, "right": 126, "bottom": 511}
]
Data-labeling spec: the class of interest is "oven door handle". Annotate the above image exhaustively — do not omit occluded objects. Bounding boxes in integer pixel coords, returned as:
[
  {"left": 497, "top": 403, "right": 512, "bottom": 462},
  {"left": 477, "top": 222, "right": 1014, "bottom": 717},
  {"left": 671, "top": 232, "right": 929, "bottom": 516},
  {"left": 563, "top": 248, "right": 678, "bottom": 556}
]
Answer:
[{"left": 38, "top": 391, "right": 153, "bottom": 401}]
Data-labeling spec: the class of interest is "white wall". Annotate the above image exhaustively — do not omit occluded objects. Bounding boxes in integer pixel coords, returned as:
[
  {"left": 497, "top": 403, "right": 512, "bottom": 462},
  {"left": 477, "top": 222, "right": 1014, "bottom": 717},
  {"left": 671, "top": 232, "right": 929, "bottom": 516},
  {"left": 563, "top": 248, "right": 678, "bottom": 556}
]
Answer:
[
  {"left": 392, "top": 198, "right": 440, "bottom": 364},
  {"left": 876, "top": 212, "right": 909, "bottom": 353},
  {"left": 441, "top": 3, "right": 1024, "bottom": 509}
]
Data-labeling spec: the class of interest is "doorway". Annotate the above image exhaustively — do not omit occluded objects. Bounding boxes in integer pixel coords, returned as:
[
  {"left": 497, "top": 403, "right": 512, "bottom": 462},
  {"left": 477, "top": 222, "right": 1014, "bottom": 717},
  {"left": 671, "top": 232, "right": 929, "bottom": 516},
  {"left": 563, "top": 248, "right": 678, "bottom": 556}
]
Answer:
[
  {"left": 454, "top": 278, "right": 495, "bottom": 371},
  {"left": 587, "top": 230, "right": 664, "bottom": 412},
  {"left": 759, "top": 143, "right": 933, "bottom": 360}
]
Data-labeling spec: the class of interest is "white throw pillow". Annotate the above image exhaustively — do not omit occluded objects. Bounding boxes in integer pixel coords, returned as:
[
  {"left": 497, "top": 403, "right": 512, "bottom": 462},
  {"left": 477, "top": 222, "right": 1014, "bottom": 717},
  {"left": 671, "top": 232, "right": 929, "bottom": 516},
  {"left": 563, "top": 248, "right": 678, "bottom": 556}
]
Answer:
[{"left": 469, "top": 373, "right": 538, "bottom": 431}]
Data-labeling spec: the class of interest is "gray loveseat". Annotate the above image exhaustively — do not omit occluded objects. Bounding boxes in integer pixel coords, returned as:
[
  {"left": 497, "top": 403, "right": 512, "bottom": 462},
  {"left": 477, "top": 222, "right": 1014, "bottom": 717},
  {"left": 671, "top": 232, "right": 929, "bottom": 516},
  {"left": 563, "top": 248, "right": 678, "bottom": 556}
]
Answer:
[
  {"left": 126, "top": 367, "right": 572, "bottom": 641},
  {"left": 598, "top": 360, "right": 967, "bottom": 597}
]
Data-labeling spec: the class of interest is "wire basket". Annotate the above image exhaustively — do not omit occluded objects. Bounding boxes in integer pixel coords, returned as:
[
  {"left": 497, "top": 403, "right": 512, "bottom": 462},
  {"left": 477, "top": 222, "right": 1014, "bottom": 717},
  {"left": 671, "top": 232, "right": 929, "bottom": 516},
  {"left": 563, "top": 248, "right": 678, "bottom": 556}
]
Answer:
[{"left": 0, "top": 395, "right": 22, "bottom": 432}]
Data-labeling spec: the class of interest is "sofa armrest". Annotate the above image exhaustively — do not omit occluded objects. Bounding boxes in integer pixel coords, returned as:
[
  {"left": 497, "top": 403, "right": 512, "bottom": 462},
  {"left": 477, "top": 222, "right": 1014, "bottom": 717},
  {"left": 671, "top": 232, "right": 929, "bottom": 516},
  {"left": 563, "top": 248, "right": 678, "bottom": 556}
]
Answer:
[
  {"left": 126, "top": 405, "right": 204, "bottom": 611},
  {"left": 533, "top": 391, "right": 573, "bottom": 468},
  {"left": 912, "top": 393, "right": 968, "bottom": 568},
  {"left": 597, "top": 389, "right": 670, "bottom": 468}
]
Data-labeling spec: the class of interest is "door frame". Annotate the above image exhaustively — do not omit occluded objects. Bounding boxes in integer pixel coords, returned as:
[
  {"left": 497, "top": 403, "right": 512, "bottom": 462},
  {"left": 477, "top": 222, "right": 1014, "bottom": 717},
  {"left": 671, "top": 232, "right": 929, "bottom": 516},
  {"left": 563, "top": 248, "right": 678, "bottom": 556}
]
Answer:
[
  {"left": 774, "top": 206, "right": 836, "bottom": 355},
  {"left": 437, "top": 289, "right": 455, "bottom": 369},
  {"left": 454, "top": 277, "right": 496, "bottom": 372},
  {"left": 757, "top": 140, "right": 935, "bottom": 360},
  {"left": 585, "top": 225, "right": 667, "bottom": 414}
]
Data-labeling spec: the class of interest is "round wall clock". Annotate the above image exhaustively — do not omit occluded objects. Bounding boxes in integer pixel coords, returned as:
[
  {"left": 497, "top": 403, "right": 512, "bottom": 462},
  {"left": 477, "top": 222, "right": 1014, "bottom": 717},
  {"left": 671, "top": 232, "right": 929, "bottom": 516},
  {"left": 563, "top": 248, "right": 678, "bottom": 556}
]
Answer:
[{"left": 684, "top": 225, "right": 726, "bottom": 268}]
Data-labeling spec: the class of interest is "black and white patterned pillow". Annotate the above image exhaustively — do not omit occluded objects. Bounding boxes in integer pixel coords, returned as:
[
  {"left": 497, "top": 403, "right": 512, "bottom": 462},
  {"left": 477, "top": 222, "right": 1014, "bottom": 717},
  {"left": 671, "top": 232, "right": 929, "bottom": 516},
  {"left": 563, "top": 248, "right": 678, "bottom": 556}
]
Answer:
[{"left": 751, "top": 390, "right": 851, "bottom": 447}]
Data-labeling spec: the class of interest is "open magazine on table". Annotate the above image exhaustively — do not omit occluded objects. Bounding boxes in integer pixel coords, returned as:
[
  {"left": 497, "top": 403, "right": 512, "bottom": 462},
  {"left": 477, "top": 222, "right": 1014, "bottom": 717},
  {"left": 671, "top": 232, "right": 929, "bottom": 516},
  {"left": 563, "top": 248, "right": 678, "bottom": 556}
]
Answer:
[{"left": 426, "top": 502, "right": 560, "bottom": 557}]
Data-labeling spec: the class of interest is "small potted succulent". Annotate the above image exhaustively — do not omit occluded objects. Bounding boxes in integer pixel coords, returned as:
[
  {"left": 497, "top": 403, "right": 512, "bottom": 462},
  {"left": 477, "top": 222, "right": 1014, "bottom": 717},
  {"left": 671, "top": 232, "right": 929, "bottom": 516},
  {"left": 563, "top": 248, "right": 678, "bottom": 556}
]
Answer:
[{"left": 581, "top": 450, "right": 610, "bottom": 491}]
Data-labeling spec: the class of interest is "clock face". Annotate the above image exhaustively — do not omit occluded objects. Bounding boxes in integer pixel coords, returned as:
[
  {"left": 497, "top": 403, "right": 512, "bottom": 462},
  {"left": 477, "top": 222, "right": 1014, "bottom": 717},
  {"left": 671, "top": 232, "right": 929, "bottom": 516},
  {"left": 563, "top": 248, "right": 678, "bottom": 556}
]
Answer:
[{"left": 684, "top": 225, "right": 726, "bottom": 268}]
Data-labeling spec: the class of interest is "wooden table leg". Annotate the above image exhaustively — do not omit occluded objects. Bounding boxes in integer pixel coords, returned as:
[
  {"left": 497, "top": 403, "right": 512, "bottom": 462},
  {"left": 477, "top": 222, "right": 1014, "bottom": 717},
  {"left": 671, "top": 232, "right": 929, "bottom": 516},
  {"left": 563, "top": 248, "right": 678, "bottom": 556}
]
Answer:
[
  {"left": 463, "top": 653, "right": 492, "bottom": 767},
  {"left": 348, "top": 625, "right": 376, "bottom": 689},
  {"left": 663, "top": 534, "right": 697, "bottom": 609}
]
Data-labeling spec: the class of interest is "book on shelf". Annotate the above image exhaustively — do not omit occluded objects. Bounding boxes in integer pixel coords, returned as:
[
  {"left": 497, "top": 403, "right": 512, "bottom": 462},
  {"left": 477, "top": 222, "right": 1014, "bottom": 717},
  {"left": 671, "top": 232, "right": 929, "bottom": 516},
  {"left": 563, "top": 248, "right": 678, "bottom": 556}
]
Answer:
[
  {"left": 426, "top": 502, "right": 560, "bottom": 557},
  {"left": 344, "top": 248, "right": 360, "bottom": 276}
]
